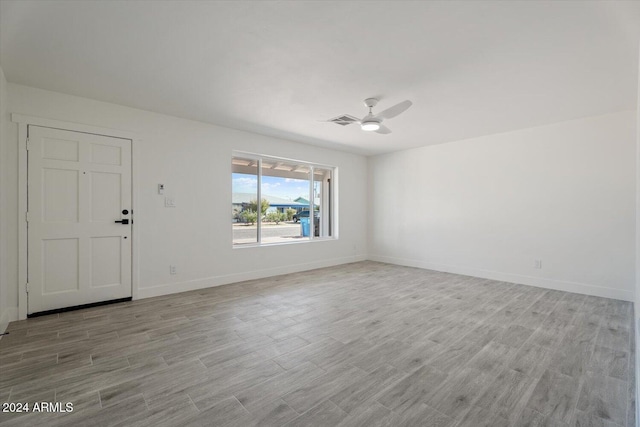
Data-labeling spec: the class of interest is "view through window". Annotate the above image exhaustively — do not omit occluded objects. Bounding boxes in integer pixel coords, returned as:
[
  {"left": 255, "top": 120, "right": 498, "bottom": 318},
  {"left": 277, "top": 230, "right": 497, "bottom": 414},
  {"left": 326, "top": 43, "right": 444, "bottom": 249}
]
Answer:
[{"left": 232, "top": 154, "right": 335, "bottom": 246}]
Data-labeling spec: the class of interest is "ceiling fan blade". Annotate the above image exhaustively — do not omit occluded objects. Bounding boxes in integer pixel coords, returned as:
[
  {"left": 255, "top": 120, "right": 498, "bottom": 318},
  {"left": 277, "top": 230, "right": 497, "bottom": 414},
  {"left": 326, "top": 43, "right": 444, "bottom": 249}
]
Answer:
[
  {"left": 375, "top": 124, "right": 392, "bottom": 134},
  {"left": 376, "top": 100, "right": 412, "bottom": 120}
]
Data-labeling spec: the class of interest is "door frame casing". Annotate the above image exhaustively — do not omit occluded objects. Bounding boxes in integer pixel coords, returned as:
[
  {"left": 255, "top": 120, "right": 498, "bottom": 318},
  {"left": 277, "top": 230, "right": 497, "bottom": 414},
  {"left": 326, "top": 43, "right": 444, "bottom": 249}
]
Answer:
[{"left": 12, "top": 114, "right": 140, "bottom": 320}]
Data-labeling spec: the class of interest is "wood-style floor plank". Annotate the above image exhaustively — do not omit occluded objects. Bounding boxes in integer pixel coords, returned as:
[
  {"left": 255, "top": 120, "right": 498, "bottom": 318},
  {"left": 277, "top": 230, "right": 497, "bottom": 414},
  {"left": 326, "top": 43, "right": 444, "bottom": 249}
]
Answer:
[{"left": 0, "top": 261, "right": 634, "bottom": 426}]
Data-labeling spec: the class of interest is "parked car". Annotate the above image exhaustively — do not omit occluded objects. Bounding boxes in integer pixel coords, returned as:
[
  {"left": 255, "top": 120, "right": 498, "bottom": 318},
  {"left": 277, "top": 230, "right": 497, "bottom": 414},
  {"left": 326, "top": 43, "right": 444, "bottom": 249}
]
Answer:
[{"left": 293, "top": 210, "right": 319, "bottom": 222}]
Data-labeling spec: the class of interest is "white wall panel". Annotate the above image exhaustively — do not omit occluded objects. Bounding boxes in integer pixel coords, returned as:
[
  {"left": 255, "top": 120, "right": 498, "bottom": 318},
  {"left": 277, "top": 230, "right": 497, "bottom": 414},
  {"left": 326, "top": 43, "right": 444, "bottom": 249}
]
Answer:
[
  {"left": 369, "top": 111, "right": 636, "bottom": 301},
  {"left": 0, "top": 67, "right": 14, "bottom": 333},
  {"left": 4, "top": 83, "right": 367, "bottom": 313}
]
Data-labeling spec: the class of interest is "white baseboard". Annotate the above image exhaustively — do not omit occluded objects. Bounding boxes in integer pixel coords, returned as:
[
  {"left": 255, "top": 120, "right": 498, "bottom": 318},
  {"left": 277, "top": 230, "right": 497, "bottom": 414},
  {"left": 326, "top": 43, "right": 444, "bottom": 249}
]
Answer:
[
  {"left": 0, "top": 306, "right": 18, "bottom": 336},
  {"left": 368, "top": 254, "right": 634, "bottom": 302},
  {"left": 137, "top": 255, "right": 367, "bottom": 299}
]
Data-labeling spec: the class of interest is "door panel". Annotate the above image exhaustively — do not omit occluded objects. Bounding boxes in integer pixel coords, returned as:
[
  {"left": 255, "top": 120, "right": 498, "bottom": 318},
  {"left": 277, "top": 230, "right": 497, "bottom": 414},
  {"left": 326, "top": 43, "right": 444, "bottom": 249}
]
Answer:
[
  {"left": 90, "top": 236, "right": 122, "bottom": 287},
  {"left": 91, "top": 172, "right": 121, "bottom": 221},
  {"left": 28, "top": 125, "right": 132, "bottom": 314},
  {"left": 42, "top": 238, "right": 79, "bottom": 293},
  {"left": 42, "top": 137, "right": 79, "bottom": 161},
  {"left": 90, "top": 143, "right": 121, "bottom": 165},
  {"left": 43, "top": 168, "right": 79, "bottom": 222}
]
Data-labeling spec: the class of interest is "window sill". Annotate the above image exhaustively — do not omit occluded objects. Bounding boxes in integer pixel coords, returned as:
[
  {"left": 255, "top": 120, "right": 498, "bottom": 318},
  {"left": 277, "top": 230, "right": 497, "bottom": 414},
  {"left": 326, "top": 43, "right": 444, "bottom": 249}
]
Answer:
[{"left": 232, "top": 236, "right": 337, "bottom": 249}]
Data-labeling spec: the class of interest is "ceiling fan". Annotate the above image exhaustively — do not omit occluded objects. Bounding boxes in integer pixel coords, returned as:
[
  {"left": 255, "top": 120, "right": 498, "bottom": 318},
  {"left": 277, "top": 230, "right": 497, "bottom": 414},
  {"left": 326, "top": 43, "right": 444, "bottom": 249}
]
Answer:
[{"left": 326, "top": 98, "right": 413, "bottom": 134}]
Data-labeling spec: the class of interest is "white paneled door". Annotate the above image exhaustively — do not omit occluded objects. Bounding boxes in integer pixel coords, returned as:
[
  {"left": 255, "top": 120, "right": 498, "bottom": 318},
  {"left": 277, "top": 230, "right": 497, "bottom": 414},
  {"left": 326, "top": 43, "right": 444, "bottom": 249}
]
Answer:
[{"left": 27, "top": 126, "right": 132, "bottom": 314}]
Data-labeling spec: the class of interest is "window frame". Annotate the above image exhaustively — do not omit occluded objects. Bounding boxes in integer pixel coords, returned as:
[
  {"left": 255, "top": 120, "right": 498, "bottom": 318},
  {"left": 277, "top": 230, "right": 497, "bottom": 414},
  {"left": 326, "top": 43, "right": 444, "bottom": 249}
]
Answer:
[{"left": 232, "top": 151, "right": 337, "bottom": 247}]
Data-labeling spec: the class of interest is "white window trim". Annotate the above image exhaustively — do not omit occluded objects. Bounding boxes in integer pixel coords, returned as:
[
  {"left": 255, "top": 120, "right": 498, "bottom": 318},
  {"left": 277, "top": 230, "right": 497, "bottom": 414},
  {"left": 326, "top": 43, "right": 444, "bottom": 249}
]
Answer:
[{"left": 232, "top": 151, "right": 338, "bottom": 248}]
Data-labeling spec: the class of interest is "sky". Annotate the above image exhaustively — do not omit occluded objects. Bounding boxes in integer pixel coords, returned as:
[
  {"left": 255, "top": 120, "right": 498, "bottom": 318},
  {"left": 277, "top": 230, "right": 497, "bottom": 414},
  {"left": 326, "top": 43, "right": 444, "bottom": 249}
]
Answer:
[{"left": 232, "top": 173, "right": 313, "bottom": 201}]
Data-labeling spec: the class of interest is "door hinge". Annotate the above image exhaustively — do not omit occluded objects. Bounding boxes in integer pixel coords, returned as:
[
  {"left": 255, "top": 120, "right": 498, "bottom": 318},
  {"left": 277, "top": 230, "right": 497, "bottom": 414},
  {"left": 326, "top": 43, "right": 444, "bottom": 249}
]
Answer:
[
  {"left": 25, "top": 283, "right": 29, "bottom": 294},
  {"left": 26, "top": 138, "right": 30, "bottom": 151},
  {"left": 25, "top": 211, "right": 30, "bottom": 223}
]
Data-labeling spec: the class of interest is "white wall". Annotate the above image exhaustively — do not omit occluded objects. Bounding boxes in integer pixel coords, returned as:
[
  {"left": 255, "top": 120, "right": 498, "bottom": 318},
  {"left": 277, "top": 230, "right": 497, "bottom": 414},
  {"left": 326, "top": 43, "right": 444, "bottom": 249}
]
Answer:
[
  {"left": 0, "top": 66, "right": 12, "bottom": 334},
  {"left": 635, "top": 46, "right": 640, "bottom": 426},
  {"left": 5, "top": 83, "right": 368, "bottom": 318},
  {"left": 3, "top": 82, "right": 636, "bottom": 325},
  {"left": 369, "top": 111, "right": 636, "bottom": 301}
]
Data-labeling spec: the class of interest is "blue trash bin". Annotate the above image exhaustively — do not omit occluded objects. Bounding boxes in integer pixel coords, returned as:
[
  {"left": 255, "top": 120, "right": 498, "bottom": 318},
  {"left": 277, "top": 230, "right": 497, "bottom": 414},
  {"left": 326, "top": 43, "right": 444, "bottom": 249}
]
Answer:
[{"left": 300, "top": 217, "right": 310, "bottom": 237}]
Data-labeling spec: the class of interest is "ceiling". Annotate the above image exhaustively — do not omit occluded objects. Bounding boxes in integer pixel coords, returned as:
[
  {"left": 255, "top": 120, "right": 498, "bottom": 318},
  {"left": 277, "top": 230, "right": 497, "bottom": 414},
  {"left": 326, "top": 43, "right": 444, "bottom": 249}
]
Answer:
[{"left": 1, "top": 1, "right": 639, "bottom": 156}]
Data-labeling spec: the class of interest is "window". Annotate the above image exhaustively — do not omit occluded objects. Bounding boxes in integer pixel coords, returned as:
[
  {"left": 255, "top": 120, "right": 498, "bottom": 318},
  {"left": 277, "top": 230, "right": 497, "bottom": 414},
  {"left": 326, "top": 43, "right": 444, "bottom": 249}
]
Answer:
[{"left": 232, "top": 153, "right": 335, "bottom": 246}]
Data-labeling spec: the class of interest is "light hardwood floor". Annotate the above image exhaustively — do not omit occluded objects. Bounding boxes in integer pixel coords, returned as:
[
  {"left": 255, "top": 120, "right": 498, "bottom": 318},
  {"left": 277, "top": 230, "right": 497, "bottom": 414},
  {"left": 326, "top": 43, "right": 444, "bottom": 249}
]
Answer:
[{"left": 0, "top": 261, "right": 635, "bottom": 426}]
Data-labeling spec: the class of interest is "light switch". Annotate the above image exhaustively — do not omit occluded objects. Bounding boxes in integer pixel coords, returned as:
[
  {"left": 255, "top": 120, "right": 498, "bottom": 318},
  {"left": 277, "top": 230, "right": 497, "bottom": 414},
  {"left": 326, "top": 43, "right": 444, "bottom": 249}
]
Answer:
[
  {"left": 158, "top": 184, "right": 165, "bottom": 195},
  {"left": 165, "top": 196, "right": 176, "bottom": 207}
]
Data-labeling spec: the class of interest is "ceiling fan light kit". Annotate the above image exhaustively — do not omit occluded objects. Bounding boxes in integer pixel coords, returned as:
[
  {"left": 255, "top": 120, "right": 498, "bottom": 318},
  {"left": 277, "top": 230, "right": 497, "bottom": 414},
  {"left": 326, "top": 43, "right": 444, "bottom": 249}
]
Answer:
[
  {"left": 326, "top": 98, "right": 412, "bottom": 135},
  {"left": 361, "top": 121, "right": 381, "bottom": 131}
]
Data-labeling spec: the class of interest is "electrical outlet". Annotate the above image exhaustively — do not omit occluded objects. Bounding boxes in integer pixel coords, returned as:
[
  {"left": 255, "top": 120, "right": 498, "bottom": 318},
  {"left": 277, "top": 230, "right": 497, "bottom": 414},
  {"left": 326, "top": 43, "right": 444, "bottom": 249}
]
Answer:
[
  {"left": 534, "top": 259, "right": 542, "bottom": 269},
  {"left": 170, "top": 265, "right": 177, "bottom": 275},
  {"left": 165, "top": 196, "right": 176, "bottom": 207}
]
